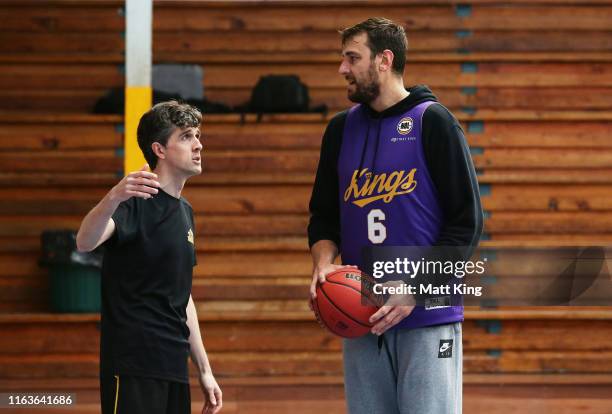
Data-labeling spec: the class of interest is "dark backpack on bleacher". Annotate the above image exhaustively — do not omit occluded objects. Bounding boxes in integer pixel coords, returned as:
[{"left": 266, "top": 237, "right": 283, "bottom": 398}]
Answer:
[
  {"left": 249, "top": 75, "right": 310, "bottom": 113},
  {"left": 92, "top": 88, "right": 232, "bottom": 114}
]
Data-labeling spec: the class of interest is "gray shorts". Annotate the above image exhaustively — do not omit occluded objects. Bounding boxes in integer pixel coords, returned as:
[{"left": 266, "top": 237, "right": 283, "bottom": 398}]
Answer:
[{"left": 343, "top": 322, "right": 462, "bottom": 414}]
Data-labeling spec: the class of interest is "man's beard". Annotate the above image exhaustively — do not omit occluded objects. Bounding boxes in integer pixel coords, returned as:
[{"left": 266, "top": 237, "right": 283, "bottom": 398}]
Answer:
[{"left": 347, "top": 65, "right": 380, "bottom": 104}]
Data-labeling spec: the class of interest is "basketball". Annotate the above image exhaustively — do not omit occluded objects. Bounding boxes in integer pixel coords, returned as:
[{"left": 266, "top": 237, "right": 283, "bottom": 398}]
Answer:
[{"left": 312, "top": 268, "right": 381, "bottom": 338}]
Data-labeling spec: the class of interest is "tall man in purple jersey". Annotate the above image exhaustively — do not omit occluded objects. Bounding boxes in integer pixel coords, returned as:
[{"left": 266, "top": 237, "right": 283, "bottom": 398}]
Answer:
[{"left": 308, "top": 18, "right": 483, "bottom": 414}]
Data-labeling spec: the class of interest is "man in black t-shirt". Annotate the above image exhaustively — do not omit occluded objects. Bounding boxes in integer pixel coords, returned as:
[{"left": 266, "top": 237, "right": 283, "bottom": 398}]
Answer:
[{"left": 77, "top": 101, "right": 222, "bottom": 414}]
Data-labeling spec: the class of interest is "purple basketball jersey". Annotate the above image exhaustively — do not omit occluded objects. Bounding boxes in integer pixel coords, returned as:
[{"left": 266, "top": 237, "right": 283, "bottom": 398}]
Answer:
[{"left": 338, "top": 101, "right": 464, "bottom": 329}]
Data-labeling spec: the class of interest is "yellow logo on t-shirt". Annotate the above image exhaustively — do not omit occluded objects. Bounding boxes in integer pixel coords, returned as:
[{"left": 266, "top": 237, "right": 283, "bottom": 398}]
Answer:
[
  {"left": 344, "top": 168, "right": 418, "bottom": 208},
  {"left": 187, "top": 228, "right": 194, "bottom": 245}
]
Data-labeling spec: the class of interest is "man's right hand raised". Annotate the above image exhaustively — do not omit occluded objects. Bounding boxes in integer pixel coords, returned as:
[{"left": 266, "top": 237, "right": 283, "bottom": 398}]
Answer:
[
  {"left": 109, "top": 164, "right": 160, "bottom": 203},
  {"left": 77, "top": 164, "right": 160, "bottom": 252}
]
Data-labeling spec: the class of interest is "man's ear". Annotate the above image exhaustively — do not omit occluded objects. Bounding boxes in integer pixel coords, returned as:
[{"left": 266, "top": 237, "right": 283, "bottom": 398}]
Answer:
[
  {"left": 151, "top": 142, "right": 165, "bottom": 160},
  {"left": 379, "top": 49, "right": 395, "bottom": 73}
]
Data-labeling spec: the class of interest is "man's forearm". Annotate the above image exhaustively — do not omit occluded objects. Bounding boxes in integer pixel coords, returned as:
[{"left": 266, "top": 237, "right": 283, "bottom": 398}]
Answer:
[
  {"left": 76, "top": 192, "right": 120, "bottom": 252},
  {"left": 311, "top": 239, "right": 339, "bottom": 267},
  {"left": 186, "top": 295, "right": 212, "bottom": 374}
]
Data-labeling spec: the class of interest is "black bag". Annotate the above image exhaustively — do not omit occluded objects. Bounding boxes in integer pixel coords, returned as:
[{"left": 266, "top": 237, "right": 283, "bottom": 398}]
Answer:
[
  {"left": 93, "top": 88, "right": 182, "bottom": 114},
  {"left": 186, "top": 97, "right": 233, "bottom": 114},
  {"left": 93, "top": 88, "right": 233, "bottom": 114},
  {"left": 39, "top": 229, "right": 103, "bottom": 268},
  {"left": 249, "top": 75, "right": 310, "bottom": 113}
]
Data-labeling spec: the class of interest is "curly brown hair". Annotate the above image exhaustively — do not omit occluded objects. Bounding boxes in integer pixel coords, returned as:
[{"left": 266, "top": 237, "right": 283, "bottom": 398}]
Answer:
[{"left": 136, "top": 100, "right": 202, "bottom": 168}]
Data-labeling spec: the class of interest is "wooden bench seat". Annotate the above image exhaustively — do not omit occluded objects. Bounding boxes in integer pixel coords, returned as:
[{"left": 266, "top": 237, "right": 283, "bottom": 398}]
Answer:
[
  {"left": 3, "top": 148, "right": 612, "bottom": 176},
  {"left": 2, "top": 184, "right": 612, "bottom": 215},
  {"left": 194, "top": 301, "right": 612, "bottom": 321},
  {"left": 148, "top": 1, "right": 612, "bottom": 33},
  {"left": 2, "top": 312, "right": 612, "bottom": 351},
  {"left": 0, "top": 211, "right": 611, "bottom": 239},
  {"left": 2, "top": 60, "right": 611, "bottom": 91},
  {"left": 3, "top": 26, "right": 612, "bottom": 55},
  {"left": 3, "top": 371, "right": 612, "bottom": 392},
  {"left": 4, "top": 169, "right": 612, "bottom": 188},
  {"left": 4, "top": 52, "right": 612, "bottom": 65},
  {"left": 2, "top": 374, "right": 612, "bottom": 414},
  {"left": 7, "top": 1, "right": 612, "bottom": 33},
  {"left": 3, "top": 350, "right": 612, "bottom": 378},
  {"left": 2, "top": 111, "right": 610, "bottom": 125},
  {"left": 199, "top": 62, "right": 612, "bottom": 89},
  {"left": 4, "top": 351, "right": 612, "bottom": 379},
  {"left": 2, "top": 306, "right": 611, "bottom": 324},
  {"left": 2, "top": 234, "right": 610, "bottom": 256},
  {"left": 3, "top": 115, "right": 612, "bottom": 152}
]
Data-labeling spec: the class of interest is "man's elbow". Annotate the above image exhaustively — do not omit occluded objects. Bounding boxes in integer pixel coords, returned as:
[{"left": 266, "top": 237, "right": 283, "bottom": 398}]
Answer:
[
  {"left": 75, "top": 233, "right": 94, "bottom": 252},
  {"left": 76, "top": 243, "right": 93, "bottom": 253}
]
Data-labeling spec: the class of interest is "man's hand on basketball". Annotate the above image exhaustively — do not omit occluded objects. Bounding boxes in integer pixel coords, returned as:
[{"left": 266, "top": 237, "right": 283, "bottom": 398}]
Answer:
[
  {"left": 109, "top": 163, "right": 160, "bottom": 202},
  {"left": 309, "top": 263, "right": 358, "bottom": 310},
  {"left": 199, "top": 371, "right": 222, "bottom": 414},
  {"left": 369, "top": 281, "right": 416, "bottom": 335}
]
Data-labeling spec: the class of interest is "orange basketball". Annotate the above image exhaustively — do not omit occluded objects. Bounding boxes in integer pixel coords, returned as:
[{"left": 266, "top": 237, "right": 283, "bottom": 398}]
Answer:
[{"left": 312, "top": 268, "right": 380, "bottom": 338}]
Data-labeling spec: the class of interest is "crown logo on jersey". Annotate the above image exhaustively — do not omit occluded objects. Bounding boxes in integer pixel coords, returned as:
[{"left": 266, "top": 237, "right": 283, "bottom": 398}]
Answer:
[
  {"left": 187, "top": 228, "right": 194, "bottom": 245},
  {"left": 397, "top": 117, "right": 413, "bottom": 135},
  {"left": 344, "top": 168, "right": 418, "bottom": 208}
]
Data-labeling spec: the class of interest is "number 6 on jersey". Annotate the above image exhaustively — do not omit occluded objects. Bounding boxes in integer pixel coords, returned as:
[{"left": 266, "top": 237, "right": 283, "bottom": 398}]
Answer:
[{"left": 367, "top": 209, "right": 387, "bottom": 244}]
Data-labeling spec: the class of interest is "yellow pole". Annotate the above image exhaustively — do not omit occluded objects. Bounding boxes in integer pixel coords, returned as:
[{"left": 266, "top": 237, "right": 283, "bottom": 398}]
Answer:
[
  {"left": 124, "top": 0, "right": 152, "bottom": 174},
  {"left": 124, "top": 87, "right": 151, "bottom": 173}
]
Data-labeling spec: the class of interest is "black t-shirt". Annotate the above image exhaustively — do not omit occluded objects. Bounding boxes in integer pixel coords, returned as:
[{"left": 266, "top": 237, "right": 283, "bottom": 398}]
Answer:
[{"left": 100, "top": 189, "right": 197, "bottom": 383}]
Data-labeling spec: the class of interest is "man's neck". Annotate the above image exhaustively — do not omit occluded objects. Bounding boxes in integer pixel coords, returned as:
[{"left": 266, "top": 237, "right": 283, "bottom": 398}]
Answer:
[
  {"left": 368, "top": 80, "right": 410, "bottom": 113},
  {"left": 154, "top": 167, "right": 187, "bottom": 199}
]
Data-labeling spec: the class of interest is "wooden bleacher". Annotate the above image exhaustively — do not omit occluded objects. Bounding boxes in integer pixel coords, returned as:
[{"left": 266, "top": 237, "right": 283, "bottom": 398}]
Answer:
[{"left": 1, "top": 1, "right": 612, "bottom": 413}]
